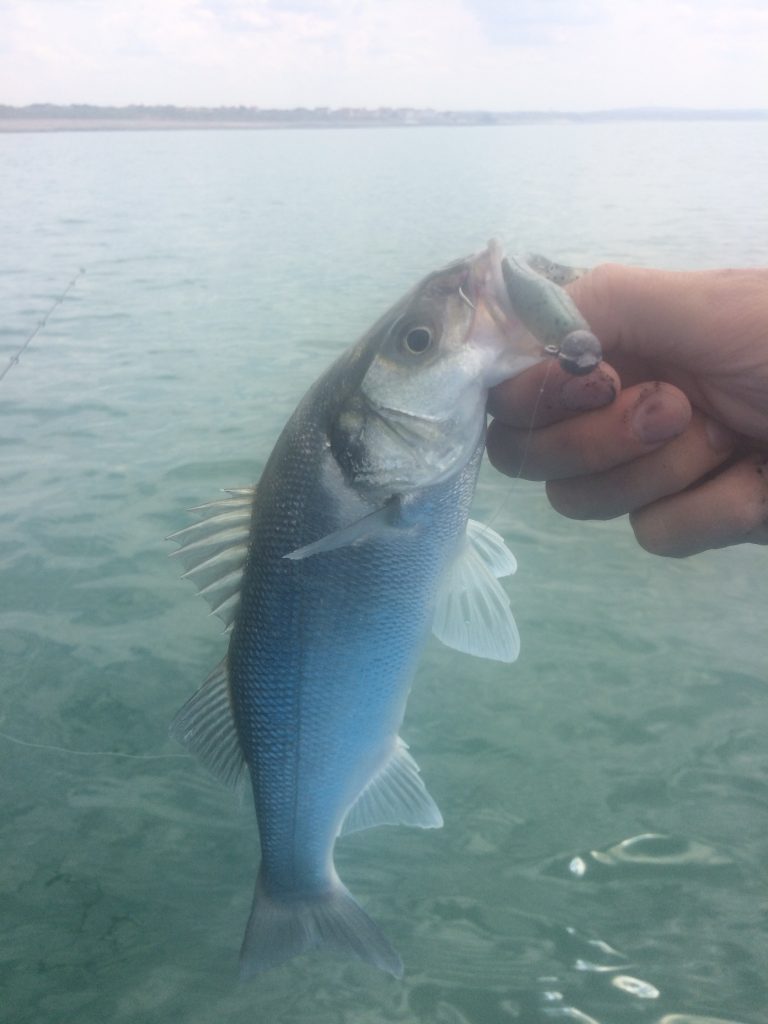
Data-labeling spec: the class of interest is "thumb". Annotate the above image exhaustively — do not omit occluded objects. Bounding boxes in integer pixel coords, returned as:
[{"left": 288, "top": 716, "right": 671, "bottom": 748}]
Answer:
[{"left": 566, "top": 264, "right": 717, "bottom": 376}]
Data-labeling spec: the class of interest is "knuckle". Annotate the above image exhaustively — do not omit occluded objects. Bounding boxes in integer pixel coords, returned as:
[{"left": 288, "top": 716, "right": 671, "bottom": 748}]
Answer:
[
  {"left": 631, "top": 529, "right": 683, "bottom": 558},
  {"left": 485, "top": 423, "right": 517, "bottom": 475},
  {"left": 629, "top": 509, "right": 686, "bottom": 558},
  {"left": 577, "top": 262, "right": 626, "bottom": 299},
  {"left": 728, "top": 455, "right": 768, "bottom": 539},
  {"left": 545, "top": 480, "right": 590, "bottom": 520},
  {"left": 486, "top": 422, "right": 543, "bottom": 479}
]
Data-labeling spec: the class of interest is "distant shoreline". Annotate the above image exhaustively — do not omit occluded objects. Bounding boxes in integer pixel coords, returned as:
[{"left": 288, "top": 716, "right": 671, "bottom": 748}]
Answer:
[
  {"left": 0, "top": 118, "right": 375, "bottom": 133},
  {"left": 1, "top": 104, "right": 767, "bottom": 134}
]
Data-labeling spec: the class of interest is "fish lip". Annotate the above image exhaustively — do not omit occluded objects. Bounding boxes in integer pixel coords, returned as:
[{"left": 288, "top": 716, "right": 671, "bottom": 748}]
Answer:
[
  {"left": 462, "top": 239, "right": 520, "bottom": 333},
  {"left": 466, "top": 239, "right": 540, "bottom": 352},
  {"left": 433, "top": 240, "right": 509, "bottom": 315},
  {"left": 467, "top": 238, "right": 508, "bottom": 307}
]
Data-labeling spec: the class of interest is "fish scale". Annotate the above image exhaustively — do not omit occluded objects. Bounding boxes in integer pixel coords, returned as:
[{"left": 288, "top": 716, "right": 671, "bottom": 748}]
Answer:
[
  {"left": 169, "top": 242, "right": 600, "bottom": 978},
  {"left": 231, "top": 440, "right": 481, "bottom": 895}
]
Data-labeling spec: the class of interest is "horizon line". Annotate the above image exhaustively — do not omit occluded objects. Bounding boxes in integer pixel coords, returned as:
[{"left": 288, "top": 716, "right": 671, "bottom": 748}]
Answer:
[{"left": 3, "top": 102, "right": 768, "bottom": 112}]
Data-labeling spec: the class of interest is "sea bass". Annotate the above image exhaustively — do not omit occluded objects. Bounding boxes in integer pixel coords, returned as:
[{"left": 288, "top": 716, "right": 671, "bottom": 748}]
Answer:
[{"left": 170, "top": 242, "right": 600, "bottom": 979}]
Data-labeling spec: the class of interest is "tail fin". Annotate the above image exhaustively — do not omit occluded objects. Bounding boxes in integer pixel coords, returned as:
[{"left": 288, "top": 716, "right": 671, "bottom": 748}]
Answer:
[{"left": 239, "top": 877, "right": 403, "bottom": 979}]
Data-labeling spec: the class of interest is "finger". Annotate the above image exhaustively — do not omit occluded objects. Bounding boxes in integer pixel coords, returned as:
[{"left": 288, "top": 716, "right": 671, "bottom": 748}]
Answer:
[
  {"left": 545, "top": 413, "right": 736, "bottom": 520},
  {"left": 567, "top": 265, "right": 768, "bottom": 410},
  {"left": 486, "top": 381, "right": 691, "bottom": 481},
  {"left": 488, "top": 359, "right": 620, "bottom": 429},
  {"left": 630, "top": 454, "right": 768, "bottom": 557},
  {"left": 565, "top": 264, "right": 716, "bottom": 380}
]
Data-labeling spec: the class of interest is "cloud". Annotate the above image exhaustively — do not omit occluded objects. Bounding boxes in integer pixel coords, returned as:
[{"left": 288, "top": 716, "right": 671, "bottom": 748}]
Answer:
[
  {"left": 0, "top": 0, "right": 766, "bottom": 109},
  {"left": 466, "top": 0, "right": 604, "bottom": 46}
]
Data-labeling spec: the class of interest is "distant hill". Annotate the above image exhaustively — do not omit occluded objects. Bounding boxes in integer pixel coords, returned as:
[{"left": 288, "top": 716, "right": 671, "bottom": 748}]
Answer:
[{"left": 1, "top": 103, "right": 766, "bottom": 132}]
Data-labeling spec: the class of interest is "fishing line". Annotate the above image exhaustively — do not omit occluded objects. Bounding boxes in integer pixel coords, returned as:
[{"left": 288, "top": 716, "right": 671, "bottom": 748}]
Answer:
[
  {"left": 0, "top": 268, "right": 188, "bottom": 765},
  {"left": 513, "top": 356, "right": 556, "bottom": 483},
  {"left": 0, "top": 728, "right": 189, "bottom": 761},
  {"left": 0, "top": 267, "right": 86, "bottom": 383},
  {"left": 482, "top": 355, "right": 557, "bottom": 531}
]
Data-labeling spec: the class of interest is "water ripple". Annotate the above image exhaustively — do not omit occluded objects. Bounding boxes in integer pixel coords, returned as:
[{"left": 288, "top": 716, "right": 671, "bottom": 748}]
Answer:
[
  {"left": 657, "top": 1017, "right": 752, "bottom": 1024},
  {"left": 559, "top": 834, "right": 737, "bottom": 881}
]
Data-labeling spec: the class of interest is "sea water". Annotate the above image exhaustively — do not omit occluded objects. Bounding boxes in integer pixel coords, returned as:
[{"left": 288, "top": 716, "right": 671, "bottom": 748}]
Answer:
[{"left": 1, "top": 122, "right": 767, "bottom": 1024}]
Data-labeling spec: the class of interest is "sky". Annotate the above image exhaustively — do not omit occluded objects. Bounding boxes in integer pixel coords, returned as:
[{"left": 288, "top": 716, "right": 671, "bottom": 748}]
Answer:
[{"left": 1, "top": 0, "right": 767, "bottom": 111}]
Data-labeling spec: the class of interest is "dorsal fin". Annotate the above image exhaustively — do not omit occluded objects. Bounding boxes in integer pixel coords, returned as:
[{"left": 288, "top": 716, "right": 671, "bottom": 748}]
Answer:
[
  {"left": 170, "top": 659, "right": 247, "bottom": 790},
  {"left": 168, "top": 487, "right": 254, "bottom": 628}
]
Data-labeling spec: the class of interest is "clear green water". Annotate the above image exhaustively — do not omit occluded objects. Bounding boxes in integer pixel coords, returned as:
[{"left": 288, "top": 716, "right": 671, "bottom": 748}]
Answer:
[{"left": 1, "top": 123, "right": 767, "bottom": 1024}]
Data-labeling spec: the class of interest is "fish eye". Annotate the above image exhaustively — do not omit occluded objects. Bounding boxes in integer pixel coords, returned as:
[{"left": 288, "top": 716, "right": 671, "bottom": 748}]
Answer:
[{"left": 402, "top": 326, "right": 433, "bottom": 354}]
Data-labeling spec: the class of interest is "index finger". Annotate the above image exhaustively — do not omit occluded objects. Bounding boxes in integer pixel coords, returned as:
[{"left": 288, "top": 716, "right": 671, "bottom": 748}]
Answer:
[{"left": 488, "top": 358, "right": 620, "bottom": 429}]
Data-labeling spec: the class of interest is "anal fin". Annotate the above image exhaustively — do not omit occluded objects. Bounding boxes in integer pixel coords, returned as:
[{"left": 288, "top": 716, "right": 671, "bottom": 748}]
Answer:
[{"left": 340, "top": 737, "right": 443, "bottom": 836}]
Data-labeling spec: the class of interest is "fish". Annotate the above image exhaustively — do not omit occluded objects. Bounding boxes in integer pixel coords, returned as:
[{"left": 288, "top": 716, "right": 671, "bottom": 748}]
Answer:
[{"left": 169, "top": 241, "right": 600, "bottom": 979}]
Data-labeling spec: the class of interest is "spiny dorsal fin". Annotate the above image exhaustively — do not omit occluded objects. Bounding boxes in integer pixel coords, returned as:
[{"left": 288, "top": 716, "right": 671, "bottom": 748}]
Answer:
[
  {"left": 432, "top": 519, "right": 520, "bottom": 663},
  {"left": 168, "top": 487, "right": 254, "bottom": 628},
  {"left": 169, "top": 660, "right": 246, "bottom": 789},
  {"left": 339, "top": 737, "right": 443, "bottom": 836}
]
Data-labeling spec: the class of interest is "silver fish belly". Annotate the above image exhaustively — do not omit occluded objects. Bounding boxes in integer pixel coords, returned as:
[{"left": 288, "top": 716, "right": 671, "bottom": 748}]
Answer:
[{"left": 170, "top": 242, "right": 600, "bottom": 978}]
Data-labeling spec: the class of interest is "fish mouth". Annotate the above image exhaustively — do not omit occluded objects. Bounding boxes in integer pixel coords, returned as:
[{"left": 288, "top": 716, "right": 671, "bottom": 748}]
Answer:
[
  {"left": 460, "top": 240, "right": 545, "bottom": 381},
  {"left": 468, "top": 239, "right": 602, "bottom": 377},
  {"left": 466, "top": 239, "right": 514, "bottom": 323}
]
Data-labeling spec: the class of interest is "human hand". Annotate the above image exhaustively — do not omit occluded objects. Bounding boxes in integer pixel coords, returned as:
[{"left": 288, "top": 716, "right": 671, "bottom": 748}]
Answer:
[{"left": 487, "top": 265, "right": 768, "bottom": 556}]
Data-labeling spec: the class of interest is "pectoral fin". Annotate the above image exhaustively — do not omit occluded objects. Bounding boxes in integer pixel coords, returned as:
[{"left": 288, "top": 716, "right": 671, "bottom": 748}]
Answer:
[
  {"left": 284, "top": 504, "right": 395, "bottom": 561},
  {"left": 432, "top": 519, "right": 520, "bottom": 663}
]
